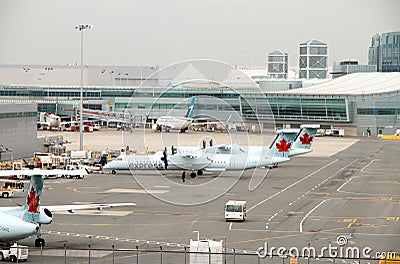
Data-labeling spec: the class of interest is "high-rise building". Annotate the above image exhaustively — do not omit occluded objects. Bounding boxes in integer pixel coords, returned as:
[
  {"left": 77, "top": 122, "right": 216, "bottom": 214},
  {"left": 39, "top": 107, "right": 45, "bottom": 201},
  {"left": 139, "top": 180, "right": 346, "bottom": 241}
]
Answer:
[
  {"left": 368, "top": 34, "right": 381, "bottom": 67},
  {"left": 267, "top": 50, "right": 288, "bottom": 79},
  {"left": 381, "top": 31, "right": 400, "bottom": 72},
  {"left": 368, "top": 31, "right": 400, "bottom": 72},
  {"left": 299, "top": 39, "right": 328, "bottom": 79}
]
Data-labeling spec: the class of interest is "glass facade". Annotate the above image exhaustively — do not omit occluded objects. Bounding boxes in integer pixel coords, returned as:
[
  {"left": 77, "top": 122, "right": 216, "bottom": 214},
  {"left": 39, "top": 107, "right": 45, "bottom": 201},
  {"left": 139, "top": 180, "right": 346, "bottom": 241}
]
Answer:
[
  {"left": 357, "top": 108, "right": 400, "bottom": 115},
  {"left": 263, "top": 97, "right": 347, "bottom": 122},
  {"left": 369, "top": 32, "right": 400, "bottom": 72}
]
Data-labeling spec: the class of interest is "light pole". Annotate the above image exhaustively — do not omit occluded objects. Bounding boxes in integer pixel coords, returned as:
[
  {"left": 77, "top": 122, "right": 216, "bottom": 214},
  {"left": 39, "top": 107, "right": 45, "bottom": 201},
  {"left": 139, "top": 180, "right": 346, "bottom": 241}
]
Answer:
[
  {"left": 109, "top": 70, "right": 114, "bottom": 86},
  {"left": 75, "top": 24, "right": 92, "bottom": 151}
]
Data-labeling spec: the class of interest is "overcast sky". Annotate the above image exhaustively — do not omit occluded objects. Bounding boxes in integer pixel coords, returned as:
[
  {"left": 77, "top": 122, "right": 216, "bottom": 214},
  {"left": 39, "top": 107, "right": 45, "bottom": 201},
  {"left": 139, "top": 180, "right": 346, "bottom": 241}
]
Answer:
[{"left": 0, "top": 0, "right": 399, "bottom": 68}]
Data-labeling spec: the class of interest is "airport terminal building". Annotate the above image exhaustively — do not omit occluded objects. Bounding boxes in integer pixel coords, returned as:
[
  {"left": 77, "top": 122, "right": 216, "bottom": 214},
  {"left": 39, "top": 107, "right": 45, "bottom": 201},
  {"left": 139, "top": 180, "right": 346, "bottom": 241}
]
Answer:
[
  {"left": 0, "top": 64, "right": 400, "bottom": 138},
  {"left": 0, "top": 104, "right": 46, "bottom": 160}
]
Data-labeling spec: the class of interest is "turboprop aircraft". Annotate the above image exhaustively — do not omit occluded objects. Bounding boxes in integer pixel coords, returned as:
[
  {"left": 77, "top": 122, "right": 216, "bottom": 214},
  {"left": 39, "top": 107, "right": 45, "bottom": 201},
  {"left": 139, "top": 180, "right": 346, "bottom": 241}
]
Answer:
[
  {"left": 103, "top": 131, "right": 295, "bottom": 177},
  {"left": 0, "top": 175, "right": 135, "bottom": 247}
]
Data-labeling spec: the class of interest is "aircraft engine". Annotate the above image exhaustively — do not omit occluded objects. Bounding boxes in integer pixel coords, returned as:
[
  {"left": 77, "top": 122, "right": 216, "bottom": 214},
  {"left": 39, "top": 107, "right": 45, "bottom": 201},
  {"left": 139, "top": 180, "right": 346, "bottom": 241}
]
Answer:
[{"left": 37, "top": 208, "right": 53, "bottom": 224}]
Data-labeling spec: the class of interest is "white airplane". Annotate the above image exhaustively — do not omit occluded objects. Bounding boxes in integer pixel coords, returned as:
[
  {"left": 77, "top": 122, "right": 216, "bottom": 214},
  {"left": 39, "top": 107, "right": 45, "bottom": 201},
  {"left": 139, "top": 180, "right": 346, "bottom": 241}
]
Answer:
[
  {"left": 37, "top": 113, "right": 62, "bottom": 130},
  {"left": 0, "top": 168, "right": 88, "bottom": 179},
  {"left": 103, "top": 132, "right": 294, "bottom": 177},
  {"left": 0, "top": 174, "right": 135, "bottom": 247},
  {"left": 37, "top": 112, "right": 78, "bottom": 131},
  {"left": 152, "top": 97, "right": 195, "bottom": 133}
]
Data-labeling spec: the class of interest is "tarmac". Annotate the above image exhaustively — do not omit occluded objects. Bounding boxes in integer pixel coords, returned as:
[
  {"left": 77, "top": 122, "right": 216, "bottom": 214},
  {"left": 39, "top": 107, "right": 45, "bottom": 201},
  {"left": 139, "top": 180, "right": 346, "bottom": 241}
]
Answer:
[{"left": 3, "top": 129, "right": 399, "bottom": 263}]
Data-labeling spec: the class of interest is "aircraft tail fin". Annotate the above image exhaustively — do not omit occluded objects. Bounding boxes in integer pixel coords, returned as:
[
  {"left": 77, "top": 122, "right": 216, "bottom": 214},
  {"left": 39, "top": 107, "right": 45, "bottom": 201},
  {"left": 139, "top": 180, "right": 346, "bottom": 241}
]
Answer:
[
  {"left": 22, "top": 175, "right": 44, "bottom": 224},
  {"left": 184, "top": 97, "right": 195, "bottom": 118},
  {"left": 292, "top": 124, "right": 320, "bottom": 150},
  {"left": 269, "top": 130, "right": 298, "bottom": 158}
]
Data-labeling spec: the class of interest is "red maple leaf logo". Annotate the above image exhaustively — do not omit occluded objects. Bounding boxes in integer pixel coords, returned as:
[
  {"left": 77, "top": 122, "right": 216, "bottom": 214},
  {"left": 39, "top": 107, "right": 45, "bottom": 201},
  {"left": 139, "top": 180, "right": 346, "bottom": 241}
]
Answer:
[
  {"left": 276, "top": 139, "right": 291, "bottom": 152},
  {"left": 27, "top": 187, "right": 40, "bottom": 213},
  {"left": 300, "top": 133, "right": 313, "bottom": 144}
]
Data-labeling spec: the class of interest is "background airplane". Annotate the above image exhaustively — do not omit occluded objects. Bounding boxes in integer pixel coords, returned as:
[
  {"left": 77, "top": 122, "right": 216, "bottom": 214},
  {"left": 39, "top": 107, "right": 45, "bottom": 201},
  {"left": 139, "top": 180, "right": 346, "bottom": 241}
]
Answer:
[
  {"left": 37, "top": 112, "right": 79, "bottom": 131},
  {"left": 37, "top": 113, "right": 62, "bottom": 130},
  {"left": 152, "top": 97, "right": 195, "bottom": 132},
  {"left": 0, "top": 175, "right": 135, "bottom": 247}
]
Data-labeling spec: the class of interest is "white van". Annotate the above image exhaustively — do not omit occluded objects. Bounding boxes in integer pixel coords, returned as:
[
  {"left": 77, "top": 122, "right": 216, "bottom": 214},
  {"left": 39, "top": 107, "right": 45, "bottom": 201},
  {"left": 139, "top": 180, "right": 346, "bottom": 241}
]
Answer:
[{"left": 225, "top": 200, "right": 246, "bottom": 221}]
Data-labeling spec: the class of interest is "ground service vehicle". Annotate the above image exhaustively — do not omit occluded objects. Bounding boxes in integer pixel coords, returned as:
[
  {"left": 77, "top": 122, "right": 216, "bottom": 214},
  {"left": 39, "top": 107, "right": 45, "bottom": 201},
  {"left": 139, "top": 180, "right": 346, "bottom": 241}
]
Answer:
[
  {"left": 225, "top": 200, "right": 246, "bottom": 221},
  {"left": 0, "top": 188, "right": 14, "bottom": 198},
  {"left": 0, "top": 243, "right": 28, "bottom": 262}
]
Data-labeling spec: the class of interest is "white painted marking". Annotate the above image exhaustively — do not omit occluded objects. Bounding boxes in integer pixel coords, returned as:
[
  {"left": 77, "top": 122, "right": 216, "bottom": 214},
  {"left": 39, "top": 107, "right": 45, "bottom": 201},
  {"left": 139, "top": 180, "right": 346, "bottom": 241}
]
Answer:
[
  {"left": 265, "top": 159, "right": 357, "bottom": 230},
  {"left": 360, "top": 159, "right": 377, "bottom": 172},
  {"left": 29, "top": 249, "right": 109, "bottom": 258},
  {"left": 299, "top": 200, "right": 327, "bottom": 233},
  {"left": 153, "top": 185, "right": 170, "bottom": 188},
  {"left": 248, "top": 159, "right": 338, "bottom": 212},
  {"left": 337, "top": 177, "right": 355, "bottom": 192},
  {"left": 105, "top": 188, "right": 169, "bottom": 194},
  {"left": 229, "top": 222, "right": 232, "bottom": 230}
]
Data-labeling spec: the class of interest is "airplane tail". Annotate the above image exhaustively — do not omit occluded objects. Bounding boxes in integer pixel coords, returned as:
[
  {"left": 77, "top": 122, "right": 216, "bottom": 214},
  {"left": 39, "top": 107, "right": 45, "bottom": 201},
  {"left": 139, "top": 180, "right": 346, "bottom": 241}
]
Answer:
[
  {"left": 292, "top": 124, "right": 320, "bottom": 151},
  {"left": 39, "top": 112, "right": 46, "bottom": 123},
  {"left": 269, "top": 130, "right": 298, "bottom": 158},
  {"left": 22, "top": 175, "right": 44, "bottom": 224},
  {"left": 184, "top": 97, "right": 195, "bottom": 118}
]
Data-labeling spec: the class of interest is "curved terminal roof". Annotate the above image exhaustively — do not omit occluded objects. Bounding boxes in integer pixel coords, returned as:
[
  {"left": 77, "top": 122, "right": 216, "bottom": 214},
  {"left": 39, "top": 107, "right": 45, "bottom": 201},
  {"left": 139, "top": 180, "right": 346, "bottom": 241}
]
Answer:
[{"left": 272, "top": 72, "right": 400, "bottom": 96}]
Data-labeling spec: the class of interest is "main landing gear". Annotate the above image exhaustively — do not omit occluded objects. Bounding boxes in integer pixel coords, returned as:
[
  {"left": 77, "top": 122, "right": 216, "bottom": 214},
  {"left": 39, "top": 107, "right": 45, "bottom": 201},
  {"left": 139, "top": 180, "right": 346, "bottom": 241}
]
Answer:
[
  {"left": 189, "top": 170, "right": 203, "bottom": 178},
  {"left": 35, "top": 227, "right": 45, "bottom": 247},
  {"left": 35, "top": 238, "right": 45, "bottom": 248}
]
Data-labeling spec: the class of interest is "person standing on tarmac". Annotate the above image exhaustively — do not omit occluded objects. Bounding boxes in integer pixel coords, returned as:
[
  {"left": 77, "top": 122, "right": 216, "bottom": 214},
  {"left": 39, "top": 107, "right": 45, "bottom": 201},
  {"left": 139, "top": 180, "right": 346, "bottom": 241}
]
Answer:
[{"left": 181, "top": 170, "right": 186, "bottom": 182}]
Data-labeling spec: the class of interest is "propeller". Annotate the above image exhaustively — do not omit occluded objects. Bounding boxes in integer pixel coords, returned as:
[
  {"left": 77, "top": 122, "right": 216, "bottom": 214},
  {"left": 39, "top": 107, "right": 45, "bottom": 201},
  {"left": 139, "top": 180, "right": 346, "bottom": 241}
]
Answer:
[
  {"left": 171, "top": 145, "right": 177, "bottom": 155},
  {"left": 160, "top": 147, "right": 168, "bottom": 169}
]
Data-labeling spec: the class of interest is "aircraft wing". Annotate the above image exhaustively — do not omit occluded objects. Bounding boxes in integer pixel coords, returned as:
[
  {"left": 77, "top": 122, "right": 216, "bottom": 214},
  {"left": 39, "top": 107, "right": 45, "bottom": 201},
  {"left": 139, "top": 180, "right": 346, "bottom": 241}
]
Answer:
[
  {"left": 211, "top": 144, "right": 245, "bottom": 154},
  {"left": 0, "top": 170, "right": 32, "bottom": 177},
  {"left": 44, "top": 203, "right": 136, "bottom": 212},
  {"left": 0, "top": 203, "right": 135, "bottom": 214},
  {"left": 0, "top": 169, "right": 88, "bottom": 177}
]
